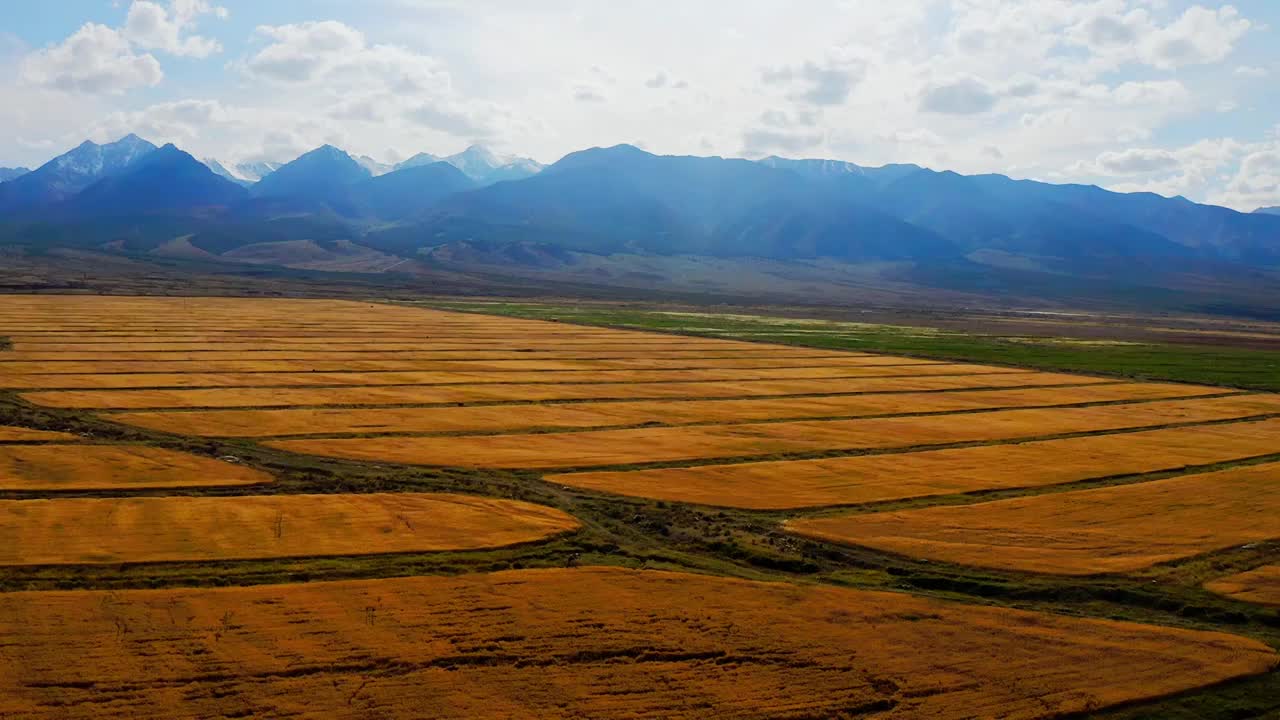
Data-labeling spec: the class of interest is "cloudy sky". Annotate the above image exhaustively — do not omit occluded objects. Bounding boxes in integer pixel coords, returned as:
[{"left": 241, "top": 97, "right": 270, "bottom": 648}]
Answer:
[{"left": 2, "top": 0, "right": 1278, "bottom": 210}]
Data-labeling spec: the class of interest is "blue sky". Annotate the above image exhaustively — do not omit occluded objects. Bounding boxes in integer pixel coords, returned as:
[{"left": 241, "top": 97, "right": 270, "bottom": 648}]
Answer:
[{"left": 2, "top": 0, "right": 1278, "bottom": 210}]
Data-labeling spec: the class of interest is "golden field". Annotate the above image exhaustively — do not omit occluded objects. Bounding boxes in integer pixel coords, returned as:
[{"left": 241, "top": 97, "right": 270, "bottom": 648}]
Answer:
[
  {"left": 550, "top": 417, "right": 1280, "bottom": 508},
  {"left": 0, "top": 444, "right": 271, "bottom": 490},
  {"left": 1206, "top": 565, "right": 1280, "bottom": 606},
  {"left": 19, "top": 370, "right": 1105, "bottom": 409},
  {"left": 0, "top": 493, "right": 578, "bottom": 565},
  {"left": 104, "top": 382, "right": 1225, "bottom": 438},
  {"left": 0, "top": 567, "right": 1273, "bottom": 719},
  {"left": 3, "top": 295, "right": 1280, "bottom": 718},
  {"left": 267, "top": 395, "right": 1280, "bottom": 469},
  {"left": 787, "top": 461, "right": 1280, "bottom": 575}
]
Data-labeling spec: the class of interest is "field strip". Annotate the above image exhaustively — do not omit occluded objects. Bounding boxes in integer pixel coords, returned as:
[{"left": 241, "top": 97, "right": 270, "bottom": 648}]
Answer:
[
  {"left": 0, "top": 356, "right": 945, "bottom": 375},
  {"left": 0, "top": 445, "right": 271, "bottom": 491},
  {"left": 106, "top": 383, "right": 1232, "bottom": 438},
  {"left": 0, "top": 426, "right": 80, "bottom": 443},
  {"left": 20, "top": 372, "right": 1110, "bottom": 410},
  {"left": 7, "top": 337, "right": 770, "bottom": 349},
  {"left": 265, "top": 395, "right": 1280, "bottom": 469},
  {"left": 3, "top": 349, "right": 858, "bottom": 361},
  {"left": 786, "top": 461, "right": 1280, "bottom": 575},
  {"left": 0, "top": 567, "right": 1273, "bottom": 720},
  {"left": 1206, "top": 566, "right": 1280, "bottom": 606},
  {"left": 0, "top": 364, "right": 1021, "bottom": 390},
  {"left": 548, "top": 417, "right": 1280, "bottom": 509},
  {"left": 0, "top": 493, "right": 579, "bottom": 565}
]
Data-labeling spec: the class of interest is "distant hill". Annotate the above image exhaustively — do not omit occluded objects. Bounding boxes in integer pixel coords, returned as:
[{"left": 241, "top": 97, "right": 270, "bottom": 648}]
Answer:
[
  {"left": 397, "top": 144, "right": 955, "bottom": 262},
  {"left": 251, "top": 145, "right": 372, "bottom": 203},
  {"left": 1257, "top": 206, "right": 1280, "bottom": 216},
  {"left": 69, "top": 144, "right": 247, "bottom": 215},
  {"left": 0, "top": 167, "right": 30, "bottom": 182},
  {"left": 2, "top": 136, "right": 1278, "bottom": 317},
  {"left": 346, "top": 162, "right": 476, "bottom": 220},
  {"left": 0, "top": 134, "right": 156, "bottom": 212}
]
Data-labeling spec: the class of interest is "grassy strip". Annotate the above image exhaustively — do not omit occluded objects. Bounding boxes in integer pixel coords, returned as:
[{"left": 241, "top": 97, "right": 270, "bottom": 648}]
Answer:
[{"left": 423, "top": 302, "right": 1280, "bottom": 392}]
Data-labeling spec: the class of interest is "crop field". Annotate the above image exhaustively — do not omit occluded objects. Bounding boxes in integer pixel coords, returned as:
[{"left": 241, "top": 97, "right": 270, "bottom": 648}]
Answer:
[
  {"left": 0, "top": 493, "right": 578, "bottom": 565},
  {"left": 1207, "top": 566, "right": 1280, "bottom": 607},
  {"left": 268, "top": 394, "right": 1280, "bottom": 469},
  {"left": 19, "top": 370, "right": 1108, "bottom": 409},
  {"left": 549, "top": 417, "right": 1280, "bottom": 509},
  {"left": 788, "top": 461, "right": 1280, "bottom": 575},
  {"left": 107, "top": 382, "right": 1228, "bottom": 438},
  {"left": 0, "top": 445, "right": 271, "bottom": 490},
  {"left": 0, "top": 425, "right": 79, "bottom": 442},
  {"left": 0, "top": 568, "right": 1274, "bottom": 720},
  {"left": 1, "top": 294, "right": 1280, "bottom": 718}
]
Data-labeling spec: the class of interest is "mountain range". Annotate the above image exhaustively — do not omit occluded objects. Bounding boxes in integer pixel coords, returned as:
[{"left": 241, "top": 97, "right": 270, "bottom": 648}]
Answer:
[{"left": 2, "top": 134, "right": 1279, "bottom": 315}]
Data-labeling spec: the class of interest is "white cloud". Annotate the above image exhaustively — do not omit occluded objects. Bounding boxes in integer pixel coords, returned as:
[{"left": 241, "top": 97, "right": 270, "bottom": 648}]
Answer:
[
  {"left": 124, "top": 0, "right": 226, "bottom": 58},
  {"left": 1234, "top": 65, "right": 1269, "bottom": 77},
  {"left": 919, "top": 77, "right": 999, "bottom": 114},
  {"left": 1138, "top": 5, "right": 1251, "bottom": 69},
  {"left": 20, "top": 23, "right": 162, "bottom": 94}
]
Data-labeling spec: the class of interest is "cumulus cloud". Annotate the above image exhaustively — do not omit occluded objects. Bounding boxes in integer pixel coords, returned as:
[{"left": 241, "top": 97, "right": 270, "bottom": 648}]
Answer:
[
  {"left": 741, "top": 128, "right": 825, "bottom": 156},
  {"left": 1095, "top": 148, "right": 1182, "bottom": 175},
  {"left": 124, "top": 0, "right": 226, "bottom": 58},
  {"left": 20, "top": 23, "right": 162, "bottom": 94},
  {"left": 1139, "top": 5, "right": 1251, "bottom": 69},
  {"left": 919, "top": 77, "right": 998, "bottom": 114},
  {"left": 243, "top": 21, "right": 367, "bottom": 83},
  {"left": 762, "top": 58, "right": 864, "bottom": 106}
]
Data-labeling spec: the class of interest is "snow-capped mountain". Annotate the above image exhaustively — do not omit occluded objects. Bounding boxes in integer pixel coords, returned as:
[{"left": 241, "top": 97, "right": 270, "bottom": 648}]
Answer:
[
  {"left": 202, "top": 158, "right": 283, "bottom": 186},
  {"left": 394, "top": 152, "right": 442, "bottom": 170},
  {"left": 443, "top": 145, "right": 544, "bottom": 185},
  {"left": 355, "top": 155, "right": 394, "bottom": 177},
  {"left": 0, "top": 134, "right": 157, "bottom": 211}
]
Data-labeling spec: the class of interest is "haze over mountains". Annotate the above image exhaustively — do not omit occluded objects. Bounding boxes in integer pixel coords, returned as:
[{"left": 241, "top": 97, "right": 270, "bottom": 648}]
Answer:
[{"left": 2, "top": 133, "right": 1279, "bottom": 315}]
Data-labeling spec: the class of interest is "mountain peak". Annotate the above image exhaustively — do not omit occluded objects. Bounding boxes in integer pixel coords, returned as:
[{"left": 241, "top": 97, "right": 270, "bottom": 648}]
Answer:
[{"left": 1255, "top": 206, "right": 1280, "bottom": 216}]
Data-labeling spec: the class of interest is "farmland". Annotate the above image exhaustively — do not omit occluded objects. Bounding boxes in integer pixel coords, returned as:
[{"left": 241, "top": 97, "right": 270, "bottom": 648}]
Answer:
[
  {"left": 1208, "top": 566, "right": 1280, "bottom": 607},
  {"left": 0, "top": 294, "right": 1279, "bottom": 718},
  {"left": 0, "top": 568, "right": 1274, "bottom": 720},
  {"left": 786, "top": 462, "right": 1280, "bottom": 574}
]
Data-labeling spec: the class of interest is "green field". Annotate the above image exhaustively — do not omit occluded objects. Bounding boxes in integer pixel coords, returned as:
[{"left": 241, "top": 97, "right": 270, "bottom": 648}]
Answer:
[{"left": 424, "top": 301, "right": 1280, "bottom": 392}]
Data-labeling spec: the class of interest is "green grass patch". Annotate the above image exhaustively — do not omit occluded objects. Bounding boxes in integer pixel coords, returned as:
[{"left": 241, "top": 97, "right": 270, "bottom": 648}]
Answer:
[{"left": 424, "top": 302, "right": 1280, "bottom": 391}]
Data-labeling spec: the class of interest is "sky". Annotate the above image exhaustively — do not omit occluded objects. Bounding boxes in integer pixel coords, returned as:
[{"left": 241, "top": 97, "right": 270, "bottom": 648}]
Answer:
[{"left": 1, "top": 0, "right": 1278, "bottom": 210}]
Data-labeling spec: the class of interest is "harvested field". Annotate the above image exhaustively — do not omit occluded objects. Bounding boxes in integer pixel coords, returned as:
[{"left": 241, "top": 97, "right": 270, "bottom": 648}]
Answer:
[
  {"left": 787, "top": 461, "right": 1280, "bottom": 575},
  {"left": 268, "top": 395, "right": 1280, "bottom": 469},
  {"left": 0, "top": 445, "right": 271, "bottom": 491},
  {"left": 0, "top": 494, "right": 579, "bottom": 565},
  {"left": 107, "top": 383, "right": 1230, "bottom": 438},
  {"left": 5, "top": 348, "right": 853, "bottom": 361},
  {"left": 0, "top": 356, "right": 941, "bottom": 375},
  {"left": 20, "top": 371, "right": 1109, "bottom": 410},
  {"left": 1206, "top": 566, "right": 1280, "bottom": 606},
  {"left": 550, "top": 417, "right": 1280, "bottom": 509},
  {"left": 0, "top": 426, "right": 79, "bottom": 442},
  {"left": 0, "top": 363, "right": 1023, "bottom": 390},
  {"left": 0, "top": 567, "right": 1273, "bottom": 720}
]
